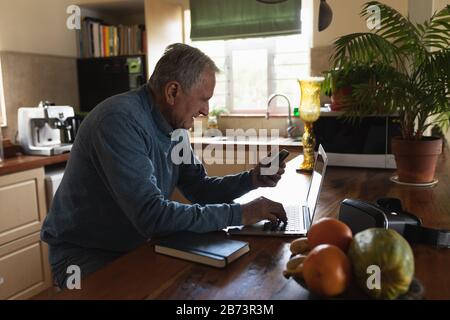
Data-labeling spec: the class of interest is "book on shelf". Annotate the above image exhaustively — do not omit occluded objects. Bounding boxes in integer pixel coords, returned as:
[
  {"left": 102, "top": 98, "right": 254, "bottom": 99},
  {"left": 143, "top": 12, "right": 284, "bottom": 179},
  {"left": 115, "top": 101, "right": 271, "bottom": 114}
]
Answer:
[
  {"left": 154, "top": 232, "right": 250, "bottom": 268},
  {"left": 78, "top": 17, "right": 146, "bottom": 58}
]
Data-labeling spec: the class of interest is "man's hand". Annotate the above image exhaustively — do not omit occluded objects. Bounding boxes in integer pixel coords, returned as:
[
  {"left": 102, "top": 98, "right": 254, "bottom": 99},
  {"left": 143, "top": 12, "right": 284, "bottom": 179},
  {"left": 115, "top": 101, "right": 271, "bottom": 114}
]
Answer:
[
  {"left": 250, "top": 154, "right": 286, "bottom": 188},
  {"left": 241, "top": 197, "right": 287, "bottom": 225}
]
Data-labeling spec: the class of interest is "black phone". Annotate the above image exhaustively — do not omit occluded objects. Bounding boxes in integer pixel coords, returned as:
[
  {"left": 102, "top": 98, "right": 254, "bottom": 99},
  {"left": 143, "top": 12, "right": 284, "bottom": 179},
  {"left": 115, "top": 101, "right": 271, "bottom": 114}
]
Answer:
[
  {"left": 263, "top": 149, "right": 290, "bottom": 167},
  {"left": 277, "top": 149, "right": 290, "bottom": 163}
]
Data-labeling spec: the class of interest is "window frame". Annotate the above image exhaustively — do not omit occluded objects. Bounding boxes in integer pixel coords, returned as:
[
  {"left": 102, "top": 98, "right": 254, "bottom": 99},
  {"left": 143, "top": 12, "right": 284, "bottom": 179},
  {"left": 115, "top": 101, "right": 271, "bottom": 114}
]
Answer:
[
  {"left": 225, "top": 38, "right": 279, "bottom": 114},
  {"left": 0, "top": 58, "right": 7, "bottom": 127},
  {"left": 184, "top": 9, "right": 311, "bottom": 116}
]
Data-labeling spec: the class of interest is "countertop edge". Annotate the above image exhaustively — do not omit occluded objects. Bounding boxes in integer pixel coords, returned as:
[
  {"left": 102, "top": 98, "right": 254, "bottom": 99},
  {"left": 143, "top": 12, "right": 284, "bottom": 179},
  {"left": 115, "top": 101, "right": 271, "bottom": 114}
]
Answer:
[
  {"left": 0, "top": 153, "right": 70, "bottom": 176},
  {"left": 190, "top": 137, "right": 302, "bottom": 148},
  {"left": 0, "top": 138, "right": 302, "bottom": 176}
]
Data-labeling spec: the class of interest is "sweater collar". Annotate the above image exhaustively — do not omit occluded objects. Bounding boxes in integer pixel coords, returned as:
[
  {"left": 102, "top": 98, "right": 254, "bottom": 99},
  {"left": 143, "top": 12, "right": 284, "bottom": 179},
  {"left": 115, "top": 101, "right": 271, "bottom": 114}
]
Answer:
[{"left": 141, "top": 85, "right": 174, "bottom": 137}]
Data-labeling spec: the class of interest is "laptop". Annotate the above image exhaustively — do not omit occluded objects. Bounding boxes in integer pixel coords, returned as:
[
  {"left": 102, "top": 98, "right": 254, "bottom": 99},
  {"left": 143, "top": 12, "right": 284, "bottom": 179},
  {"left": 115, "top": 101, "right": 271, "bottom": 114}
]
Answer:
[{"left": 228, "top": 145, "right": 328, "bottom": 237}]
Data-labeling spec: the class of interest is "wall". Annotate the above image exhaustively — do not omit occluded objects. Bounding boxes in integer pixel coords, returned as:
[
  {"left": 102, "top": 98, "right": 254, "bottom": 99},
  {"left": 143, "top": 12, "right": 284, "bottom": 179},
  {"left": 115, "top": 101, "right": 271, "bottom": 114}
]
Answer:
[
  {"left": 0, "top": 0, "right": 81, "bottom": 140},
  {"left": 313, "top": 0, "right": 409, "bottom": 48},
  {"left": 145, "top": 0, "right": 183, "bottom": 75},
  {"left": 310, "top": 0, "right": 409, "bottom": 75},
  {"left": 312, "top": 0, "right": 450, "bottom": 142},
  {"left": 0, "top": 0, "right": 78, "bottom": 58},
  {"left": 0, "top": 52, "right": 79, "bottom": 141},
  {"left": 0, "top": 0, "right": 181, "bottom": 140},
  {"left": 310, "top": 0, "right": 409, "bottom": 81},
  {"left": 433, "top": 0, "right": 450, "bottom": 11},
  {"left": 409, "top": 0, "right": 433, "bottom": 24}
]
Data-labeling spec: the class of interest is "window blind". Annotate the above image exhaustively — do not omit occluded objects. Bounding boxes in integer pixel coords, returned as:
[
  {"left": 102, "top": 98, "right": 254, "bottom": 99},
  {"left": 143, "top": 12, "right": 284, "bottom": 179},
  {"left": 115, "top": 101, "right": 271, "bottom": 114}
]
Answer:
[{"left": 190, "top": 0, "right": 302, "bottom": 41}]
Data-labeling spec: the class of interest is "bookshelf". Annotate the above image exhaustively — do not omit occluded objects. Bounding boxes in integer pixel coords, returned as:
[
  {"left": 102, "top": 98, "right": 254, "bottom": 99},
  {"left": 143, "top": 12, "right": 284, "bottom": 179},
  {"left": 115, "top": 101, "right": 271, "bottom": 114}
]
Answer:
[
  {"left": 74, "top": 0, "right": 185, "bottom": 76},
  {"left": 79, "top": 18, "right": 146, "bottom": 58},
  {"left": 76, "top": 0, "right": 146, "bottom": 59},
  {"left": 74, "top": 1, "right": 148, "bottom": 112}
]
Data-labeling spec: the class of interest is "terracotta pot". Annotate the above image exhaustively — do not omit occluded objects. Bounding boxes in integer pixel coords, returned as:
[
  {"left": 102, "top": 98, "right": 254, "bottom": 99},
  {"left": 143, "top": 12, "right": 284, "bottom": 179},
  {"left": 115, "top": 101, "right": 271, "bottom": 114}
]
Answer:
[
  {"left": 391, "top": 136, "right": 442, "bottom": 183},
  {"left": 330, "top": 87, "right": 352, "bottom": 111}
]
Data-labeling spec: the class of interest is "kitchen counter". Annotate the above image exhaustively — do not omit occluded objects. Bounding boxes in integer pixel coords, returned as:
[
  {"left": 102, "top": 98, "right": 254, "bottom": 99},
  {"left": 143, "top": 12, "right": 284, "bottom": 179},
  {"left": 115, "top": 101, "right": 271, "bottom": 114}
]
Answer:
[
  {"left": 0, "top": 134, "right": 299, "bottom": 176},
  {"left": 190, "top": 136, "right": 302, "bottom": 148},
  {"left": 0, "top": 153, "right": 70, "bottom": 176}
]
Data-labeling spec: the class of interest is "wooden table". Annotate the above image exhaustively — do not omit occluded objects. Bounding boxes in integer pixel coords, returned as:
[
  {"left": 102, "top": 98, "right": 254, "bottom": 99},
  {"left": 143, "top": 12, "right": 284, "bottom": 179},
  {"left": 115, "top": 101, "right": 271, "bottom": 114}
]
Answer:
[{"left": 51, "top": 150, "right": 450, "bottom": 300}]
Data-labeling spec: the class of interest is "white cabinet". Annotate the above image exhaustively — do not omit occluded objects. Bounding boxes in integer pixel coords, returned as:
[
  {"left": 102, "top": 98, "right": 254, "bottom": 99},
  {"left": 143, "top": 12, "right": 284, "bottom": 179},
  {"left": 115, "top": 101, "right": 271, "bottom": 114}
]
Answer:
[
  {"left": 0, "top": 168, "right": 52, "bottom": 299},
  {"left": 0, "top": 232, "right": 51, "bottom": 300}
]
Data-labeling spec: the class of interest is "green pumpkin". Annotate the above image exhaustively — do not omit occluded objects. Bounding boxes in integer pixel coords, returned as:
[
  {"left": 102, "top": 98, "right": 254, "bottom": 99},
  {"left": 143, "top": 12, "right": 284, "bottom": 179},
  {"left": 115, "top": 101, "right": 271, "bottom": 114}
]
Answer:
[{"left": 348, "top": 228, "right": 415, "bottom": 300}]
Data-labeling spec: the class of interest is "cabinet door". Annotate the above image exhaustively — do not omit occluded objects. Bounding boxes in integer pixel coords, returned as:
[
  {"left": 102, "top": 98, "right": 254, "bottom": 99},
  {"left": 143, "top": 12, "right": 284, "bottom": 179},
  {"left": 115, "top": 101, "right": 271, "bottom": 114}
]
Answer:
[
  {"left": 245, "top": 149, "right": 301, "bottom": 171},
  {"left": 0, "top": 232, "right": 52, "bottom": 300},
  {"left": 0, "top": 168, "right": 47, "bottom": 246},
  {"left": 284, "top": 150, "right": 301, "bottom": 163},
  {"left": 169, "top": 188, "right": 191, "bottom": 204},
  {"left": 169, "top": 161, "right": 246, "bottom": 204},
  {"left": 200, "top": 145, "right": 247, "bottom": 176},
  {"left": 169, "top": 147, "right": 247, "bottom": 204}
]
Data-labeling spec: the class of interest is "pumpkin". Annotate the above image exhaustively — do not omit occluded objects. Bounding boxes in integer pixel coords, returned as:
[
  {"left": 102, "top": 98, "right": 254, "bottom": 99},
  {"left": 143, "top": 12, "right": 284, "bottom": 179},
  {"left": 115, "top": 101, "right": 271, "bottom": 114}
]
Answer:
[{"left": 348, "top": 228, "right": 414, "bottom": 300}]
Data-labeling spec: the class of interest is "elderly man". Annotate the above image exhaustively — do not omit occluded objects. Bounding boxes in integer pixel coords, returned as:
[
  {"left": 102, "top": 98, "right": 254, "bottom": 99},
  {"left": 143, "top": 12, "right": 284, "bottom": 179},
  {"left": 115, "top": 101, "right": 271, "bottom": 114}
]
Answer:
[{"left": 41, "top": 43, "right": 287, "bottom": 289}]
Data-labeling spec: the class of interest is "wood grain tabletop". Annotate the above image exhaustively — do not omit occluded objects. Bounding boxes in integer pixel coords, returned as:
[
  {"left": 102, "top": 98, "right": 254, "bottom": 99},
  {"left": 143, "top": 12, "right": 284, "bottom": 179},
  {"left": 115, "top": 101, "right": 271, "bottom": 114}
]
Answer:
[{"left": 50, "top": 149, "right": 450, "bottom": 300}]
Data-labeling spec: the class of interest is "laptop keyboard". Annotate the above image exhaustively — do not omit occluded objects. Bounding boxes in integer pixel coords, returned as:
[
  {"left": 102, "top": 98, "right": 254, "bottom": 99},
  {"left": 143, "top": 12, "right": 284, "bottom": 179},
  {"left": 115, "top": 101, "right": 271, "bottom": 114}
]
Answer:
[{"left": 263, "top": 205, "right": 304, "bottom": 232}]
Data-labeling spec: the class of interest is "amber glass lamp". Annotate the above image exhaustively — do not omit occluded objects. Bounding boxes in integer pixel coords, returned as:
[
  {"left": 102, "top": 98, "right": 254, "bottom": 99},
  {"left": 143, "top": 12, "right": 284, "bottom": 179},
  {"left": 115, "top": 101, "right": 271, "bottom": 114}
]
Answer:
[{"left": 297, "top": 77, "right": 324, "bottom": 173}]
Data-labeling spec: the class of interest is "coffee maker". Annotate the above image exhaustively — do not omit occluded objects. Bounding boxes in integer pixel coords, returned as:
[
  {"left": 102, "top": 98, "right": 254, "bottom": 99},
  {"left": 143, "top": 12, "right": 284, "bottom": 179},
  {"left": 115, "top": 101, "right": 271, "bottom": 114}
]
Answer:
[{"left": 17, "top": 101, "right": 75, "bottom": 156}]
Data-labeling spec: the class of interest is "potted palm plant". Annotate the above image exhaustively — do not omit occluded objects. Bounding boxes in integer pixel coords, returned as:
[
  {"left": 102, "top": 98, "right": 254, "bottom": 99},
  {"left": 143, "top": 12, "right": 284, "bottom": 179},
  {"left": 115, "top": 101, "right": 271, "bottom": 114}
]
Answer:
[
  {"left": 323, "top": 64, "right": 374, "bottom": 111},
  {"left": 328, "top": 1, "right": 450, "bottom": 184}
]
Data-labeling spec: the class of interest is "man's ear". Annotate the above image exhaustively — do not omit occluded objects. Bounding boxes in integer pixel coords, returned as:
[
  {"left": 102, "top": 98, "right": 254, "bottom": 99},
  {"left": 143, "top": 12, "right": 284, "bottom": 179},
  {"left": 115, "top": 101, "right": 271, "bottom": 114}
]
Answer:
[{"left": 164, "top": 81, "right": 181, "bottom": 106}]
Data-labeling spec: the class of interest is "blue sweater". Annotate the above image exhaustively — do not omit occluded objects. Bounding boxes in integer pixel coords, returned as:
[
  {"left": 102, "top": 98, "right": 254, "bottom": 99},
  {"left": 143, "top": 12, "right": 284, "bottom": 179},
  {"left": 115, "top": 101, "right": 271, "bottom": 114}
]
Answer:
[{"left": 41, "top": 85, "right": 254, "bottom": 254}]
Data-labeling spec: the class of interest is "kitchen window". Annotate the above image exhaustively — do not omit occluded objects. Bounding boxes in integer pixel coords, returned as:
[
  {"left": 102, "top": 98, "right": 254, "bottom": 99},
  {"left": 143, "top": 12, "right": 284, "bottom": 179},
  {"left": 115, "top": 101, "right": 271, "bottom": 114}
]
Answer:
[
  {"left": 188, "top": 34, "right": 310, "bottom": 115},
  {"left": 185, "top": 0, "right": 311, "bottom": 115}
]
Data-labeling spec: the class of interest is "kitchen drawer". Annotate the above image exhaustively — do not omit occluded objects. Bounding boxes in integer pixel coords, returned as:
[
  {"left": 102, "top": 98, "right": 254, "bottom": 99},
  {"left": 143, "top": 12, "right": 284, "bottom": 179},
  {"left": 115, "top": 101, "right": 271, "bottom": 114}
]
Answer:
[
  {"left": 0, "top": 232, "right": 52, "bottom": 300},
  {"left": 203, "top": 153, "right": 247, "bottom": 177},
  {"left": 0, "top": 168, "right": 47, "bottom": 246},
  {"left": 245, "top": 150, "right": 301, "bottom": 170},
  {"left": 204, "top": 163, "right": 247, "bottom": 177}
]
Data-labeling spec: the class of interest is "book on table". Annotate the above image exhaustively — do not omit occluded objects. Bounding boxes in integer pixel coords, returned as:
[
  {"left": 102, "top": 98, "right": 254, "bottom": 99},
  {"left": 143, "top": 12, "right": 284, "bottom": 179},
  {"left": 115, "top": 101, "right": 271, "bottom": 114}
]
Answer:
[{"left": 154, "top": 231, "right": 250, "bottom": 268}]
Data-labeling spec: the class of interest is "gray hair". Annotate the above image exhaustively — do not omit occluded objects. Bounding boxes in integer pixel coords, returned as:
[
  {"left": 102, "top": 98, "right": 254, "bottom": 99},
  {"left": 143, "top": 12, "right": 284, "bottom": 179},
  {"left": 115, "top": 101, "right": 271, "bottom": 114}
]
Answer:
[{"left": 149, "top": 43, "right": 219, "bottom": 94}]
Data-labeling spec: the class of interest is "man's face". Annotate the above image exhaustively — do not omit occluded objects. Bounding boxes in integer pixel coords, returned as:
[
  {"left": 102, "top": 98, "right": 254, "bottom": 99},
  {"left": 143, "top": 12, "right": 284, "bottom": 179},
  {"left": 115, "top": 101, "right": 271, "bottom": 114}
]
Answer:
[{"left": 171, "top": 69, "right": 215, "bottom": 129}]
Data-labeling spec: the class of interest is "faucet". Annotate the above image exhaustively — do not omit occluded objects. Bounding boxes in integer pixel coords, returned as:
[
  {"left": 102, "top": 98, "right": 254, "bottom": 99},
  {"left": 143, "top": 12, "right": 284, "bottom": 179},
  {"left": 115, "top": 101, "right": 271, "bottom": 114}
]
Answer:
[{"left": 266, "top": 93, "right": 297, "bottom": 139}]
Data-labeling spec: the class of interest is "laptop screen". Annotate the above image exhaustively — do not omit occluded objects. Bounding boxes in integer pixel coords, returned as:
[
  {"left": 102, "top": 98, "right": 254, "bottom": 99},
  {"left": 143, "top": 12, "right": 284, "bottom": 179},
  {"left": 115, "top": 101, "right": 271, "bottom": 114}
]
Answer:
[{"left": 306, "top": 147, "right": 327, "bottom": 222}]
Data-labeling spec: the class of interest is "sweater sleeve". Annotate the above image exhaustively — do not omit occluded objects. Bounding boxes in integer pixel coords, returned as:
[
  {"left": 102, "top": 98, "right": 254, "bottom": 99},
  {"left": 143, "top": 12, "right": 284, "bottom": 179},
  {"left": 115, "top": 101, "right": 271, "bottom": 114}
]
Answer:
[
  {"left": 90, "top": 114, "right": 242, "bottom": 238},
  {"left": 177, "top": 162, "right": 256, "bottom": 205}
]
